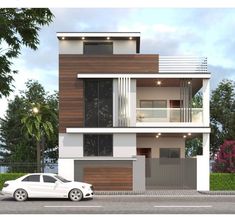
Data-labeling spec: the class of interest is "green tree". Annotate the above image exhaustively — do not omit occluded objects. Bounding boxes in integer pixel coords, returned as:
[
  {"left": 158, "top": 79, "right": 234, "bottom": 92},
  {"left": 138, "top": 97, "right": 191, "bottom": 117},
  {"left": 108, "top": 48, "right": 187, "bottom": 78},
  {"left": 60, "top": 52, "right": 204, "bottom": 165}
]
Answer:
[
  {"left": 0, "top": 8, "right": 54, "bottom": 98},
  {"left": 0, "top": 80, "right": 58, "bottom": 172},
  {"left": 185, "top": 92, "right": 203, "bottom": 157},
  {"left": 210, "top": 79, "right": 235, "bottom": 157}
]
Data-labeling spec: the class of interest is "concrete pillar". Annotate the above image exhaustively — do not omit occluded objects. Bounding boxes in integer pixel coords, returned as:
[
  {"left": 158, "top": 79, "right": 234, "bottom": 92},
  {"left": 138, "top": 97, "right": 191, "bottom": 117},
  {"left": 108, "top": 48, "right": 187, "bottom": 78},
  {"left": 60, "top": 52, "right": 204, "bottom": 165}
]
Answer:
[
  {"left": 58, "top": 158, "right": 74, "bottom": 181},
  {"left": 203, "top": 79, "right": 210, "bottom": 126},
  {"left": 197, "top": 133, "right": 210, "bottom": 191},
  {"left": 133, "top": 155, "right": 145, "bottom": 191}
]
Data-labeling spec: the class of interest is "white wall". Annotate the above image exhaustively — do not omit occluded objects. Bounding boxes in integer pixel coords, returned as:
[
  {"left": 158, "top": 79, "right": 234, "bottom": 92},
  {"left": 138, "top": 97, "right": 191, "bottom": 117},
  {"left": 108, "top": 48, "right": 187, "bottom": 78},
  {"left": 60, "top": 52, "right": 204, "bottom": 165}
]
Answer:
[
  {"left": 113, "top": 134, "right": 136, "bottom": 157},
  {"left": 59, "top": 133, "right": 83, "bottom": 158},
  {"left": 137, "top": 136, "right": 185, "bottom": 158},
  {"left": 58, "top": 158, "right": 74, "bottom": 181},
  {"left": 137, "top": 87, "right": 181, "bottom": 107},
  {"left": 59, "top": 40, "right": 137, "bottom": 54}
]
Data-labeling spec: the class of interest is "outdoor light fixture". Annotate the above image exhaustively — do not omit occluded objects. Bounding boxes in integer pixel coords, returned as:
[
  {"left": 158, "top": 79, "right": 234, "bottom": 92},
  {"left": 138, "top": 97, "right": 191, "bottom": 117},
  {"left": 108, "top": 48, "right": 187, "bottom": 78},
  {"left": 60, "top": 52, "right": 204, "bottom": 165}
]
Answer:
[
  {"left": 183, "top": 135, "right": 187, "bottom": 138},
  {"left": 82, "top": 37, "right": 85, "bottom": 40},
  {"left": 188, "top": 81, "right": 191, "bottom": 85},
  {"left": 107, "top": 37, "right": 110, "bottom": 40},
  {"left": 156, "top": 135, "right": 159, "bottom": 139},
  {"left": 156, "top": 80, "right": 161, "bottom": 86},
  {"left": 158, "top": 133, "right": 161, "bottom": 136},
  {"left": 129, "top": 37, "right": 133, "bottom": 40},
  {"left": 32, "top": 107, "right": 39, "bottom": 114},
  {"left": 61, "top": 37, "right": 65, "bottom": 40},
  {"left": 188, "top": 133, "right": 191, "bottom": 136}
]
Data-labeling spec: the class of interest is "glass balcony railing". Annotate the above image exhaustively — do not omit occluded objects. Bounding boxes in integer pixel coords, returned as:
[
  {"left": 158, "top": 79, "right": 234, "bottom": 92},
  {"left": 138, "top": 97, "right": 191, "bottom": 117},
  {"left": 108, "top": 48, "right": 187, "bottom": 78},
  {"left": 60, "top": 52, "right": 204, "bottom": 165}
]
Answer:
[{"left": 136, "top": 108, "right": 203, "bottom": 123}]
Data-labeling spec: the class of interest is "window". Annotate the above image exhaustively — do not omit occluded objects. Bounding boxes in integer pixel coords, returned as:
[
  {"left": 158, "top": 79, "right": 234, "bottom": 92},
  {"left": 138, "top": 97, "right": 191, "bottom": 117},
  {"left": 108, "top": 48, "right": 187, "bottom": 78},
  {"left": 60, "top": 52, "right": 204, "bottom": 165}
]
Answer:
[
  {"left": 84, "top": 134, "right": 113, "bottom": 156},
  {"left": 160, "top": 148, "right": 180, "bottom": 164},
  {"left": 43, "top": 175, "right": 57, "bottom": 183},
  {"left": 84, "top": 79, "right": 113, "bottom": 127},
  {"left": 140, "top": 100, "right": 167, "bottom": 118},
  {"left": 84, "top": 42, "right": 113, "bottom": 55},
  {"left": 22, "top": 175, "right": 40, "bottom": 182}
]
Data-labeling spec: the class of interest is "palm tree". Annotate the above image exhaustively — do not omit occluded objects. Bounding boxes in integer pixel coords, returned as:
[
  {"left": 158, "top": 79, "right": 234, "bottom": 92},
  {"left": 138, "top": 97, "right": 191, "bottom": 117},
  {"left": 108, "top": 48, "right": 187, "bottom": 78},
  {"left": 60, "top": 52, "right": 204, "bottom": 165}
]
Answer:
[{"left": 21, "top": 102, "right": 56, "bottom": 172}]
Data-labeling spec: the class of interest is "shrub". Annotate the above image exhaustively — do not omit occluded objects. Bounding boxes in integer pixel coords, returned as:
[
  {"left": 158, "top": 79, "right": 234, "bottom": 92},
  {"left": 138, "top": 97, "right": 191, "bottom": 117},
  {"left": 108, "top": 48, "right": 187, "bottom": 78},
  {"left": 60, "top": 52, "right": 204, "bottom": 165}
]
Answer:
[
  {"left": 212, "top": 140, "right": 235, "bottom": 173},
  {"left": 0, "top": 173, "right": 26, "bottom": 190},
  {"left": 210, "top": 173, "right": 235, "bottom": 190}
]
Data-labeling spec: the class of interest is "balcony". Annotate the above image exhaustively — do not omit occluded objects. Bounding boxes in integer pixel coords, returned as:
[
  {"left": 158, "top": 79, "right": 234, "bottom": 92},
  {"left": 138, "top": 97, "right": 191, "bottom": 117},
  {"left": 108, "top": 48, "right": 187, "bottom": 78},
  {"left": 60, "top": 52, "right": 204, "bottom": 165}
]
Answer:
[
  {"left": 159, "top": 56, "right": 207, "bottom": 73},
  {"left": 136, "top": 108, "right": 203, "bottom": 126}
]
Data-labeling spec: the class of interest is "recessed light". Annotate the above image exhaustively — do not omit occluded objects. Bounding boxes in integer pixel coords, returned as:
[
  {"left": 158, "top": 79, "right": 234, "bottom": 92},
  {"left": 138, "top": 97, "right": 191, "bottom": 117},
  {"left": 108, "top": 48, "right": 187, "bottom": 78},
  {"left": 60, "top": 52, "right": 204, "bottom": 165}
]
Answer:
[
  {"left": 158, "top": 133, "right": 161, "bottom": 136},
  {"left": 107, "top": 37, "right": 110, "bottom": 40},
  {"left": 188, "top": 133, "right": 191, "bottom": 136},
  {"left": 183, "top": 135, "right": 187, "bottom": 138},
  {"left": 156, "top": 80, "right": 161, "bottom": 86},
  {"left": 82, "top": 37, "right": 85, "bottom": 40},
  {"left": 61, "top": 37, "right": 65, "bottom": 40},
  {"left": 129, "top": 37, "right": 133, "bottom": 40}
]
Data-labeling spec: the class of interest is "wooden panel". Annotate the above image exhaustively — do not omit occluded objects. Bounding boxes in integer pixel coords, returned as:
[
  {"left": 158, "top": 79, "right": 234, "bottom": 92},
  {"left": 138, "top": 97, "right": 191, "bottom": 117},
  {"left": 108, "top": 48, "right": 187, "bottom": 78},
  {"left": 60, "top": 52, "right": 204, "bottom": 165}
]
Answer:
[
  {"left": 60, "top": 54, "right": 159, "bottom": 74},
  {"left": 83, "top": 167, "right": 133, "bottom": 191}
]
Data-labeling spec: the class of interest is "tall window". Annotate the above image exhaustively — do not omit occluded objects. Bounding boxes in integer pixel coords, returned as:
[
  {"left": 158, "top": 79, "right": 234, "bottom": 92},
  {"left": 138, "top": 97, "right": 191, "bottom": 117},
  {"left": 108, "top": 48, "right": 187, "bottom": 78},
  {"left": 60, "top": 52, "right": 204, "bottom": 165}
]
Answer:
[
  {"left": 84, "top": 42, "right": 113, "bottom": 55},
  {"left": 84, "top": 79, "right": 113, "bottom": 127},
  {"left": 84, "top": 134, "right": 113, "bottom": 156}
]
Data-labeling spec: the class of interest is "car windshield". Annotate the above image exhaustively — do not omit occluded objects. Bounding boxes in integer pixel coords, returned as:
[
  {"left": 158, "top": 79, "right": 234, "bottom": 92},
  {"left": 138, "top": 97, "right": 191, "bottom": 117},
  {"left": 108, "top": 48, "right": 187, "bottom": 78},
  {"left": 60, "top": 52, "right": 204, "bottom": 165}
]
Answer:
[{"left": 55, "top": 175, "right": 71, "bottom": 183}]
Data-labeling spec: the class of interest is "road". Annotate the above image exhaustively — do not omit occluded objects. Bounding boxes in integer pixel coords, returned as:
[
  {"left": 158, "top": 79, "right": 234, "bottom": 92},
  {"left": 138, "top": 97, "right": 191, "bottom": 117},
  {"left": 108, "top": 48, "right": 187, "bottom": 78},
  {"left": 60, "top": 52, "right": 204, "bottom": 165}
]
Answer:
[{"left": 0, "top": 194, "right": 235, "bottom": 214}]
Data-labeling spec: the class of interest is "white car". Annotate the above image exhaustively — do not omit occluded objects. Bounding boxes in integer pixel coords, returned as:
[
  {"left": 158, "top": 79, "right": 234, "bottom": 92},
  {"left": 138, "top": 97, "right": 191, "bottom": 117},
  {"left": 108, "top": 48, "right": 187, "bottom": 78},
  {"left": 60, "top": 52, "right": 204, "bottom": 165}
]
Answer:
[{"left": 2, "top": 173, "right": 94, "bottom": 202}]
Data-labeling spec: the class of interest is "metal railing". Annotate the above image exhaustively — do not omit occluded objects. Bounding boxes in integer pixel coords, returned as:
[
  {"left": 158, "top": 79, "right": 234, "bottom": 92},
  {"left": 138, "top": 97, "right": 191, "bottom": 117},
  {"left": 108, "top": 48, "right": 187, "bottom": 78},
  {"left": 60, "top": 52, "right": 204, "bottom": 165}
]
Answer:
[
  {"left": 136, "top": 108, "right": 203, "bottom": 123},
  {"left": 159, "top": 56, "right": 207, "bottom": 73}
]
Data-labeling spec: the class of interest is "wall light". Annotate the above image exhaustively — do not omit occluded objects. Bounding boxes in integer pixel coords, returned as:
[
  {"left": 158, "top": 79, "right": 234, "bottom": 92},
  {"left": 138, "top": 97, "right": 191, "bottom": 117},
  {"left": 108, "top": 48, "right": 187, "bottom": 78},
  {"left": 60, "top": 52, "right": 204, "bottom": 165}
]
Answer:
[
  {"left": 188, "top": 133, "right": 191, "bottom": 136},
  {"left": 156, "top": 80, "right": 162, "bottom": 86},
  {"left": 156, "top": 135, "right": 159, "bottom": 139}
]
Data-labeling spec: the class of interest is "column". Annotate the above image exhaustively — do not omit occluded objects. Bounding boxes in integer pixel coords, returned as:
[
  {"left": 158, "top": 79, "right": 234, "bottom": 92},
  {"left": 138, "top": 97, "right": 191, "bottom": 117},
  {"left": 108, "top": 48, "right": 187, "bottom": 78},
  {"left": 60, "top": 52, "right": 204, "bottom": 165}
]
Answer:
[
  {"left": 203, "top": 79, "right": 210, "bottom": 126},
  {"left": 58, "top": 159, "right": 74, "bottom": 181}
]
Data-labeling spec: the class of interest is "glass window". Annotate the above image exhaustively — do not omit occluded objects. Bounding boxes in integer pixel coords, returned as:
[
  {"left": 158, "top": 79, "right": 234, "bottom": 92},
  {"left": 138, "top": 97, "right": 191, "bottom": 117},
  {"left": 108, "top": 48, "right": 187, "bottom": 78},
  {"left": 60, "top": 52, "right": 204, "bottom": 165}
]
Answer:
[
  {"left": 43, "top": 175, "right": 57, "bottom": 183},
  {"left": 22, "top": 175, "right": 40, "bottom": 182},
  {"left": 160, "top": 148, "right": 180, "bottom": 158},
  {"left": 84, "top": 79, "right": 113, "bottom": 127},
  {"left": 84, "top": 134, "right": 113, "bottom": 156},
  {"left": 140, "top": 100, "right": 167, "bottom": 118},
  {"left": 84, "top": 42, "right": 113, "bottom": 55}
]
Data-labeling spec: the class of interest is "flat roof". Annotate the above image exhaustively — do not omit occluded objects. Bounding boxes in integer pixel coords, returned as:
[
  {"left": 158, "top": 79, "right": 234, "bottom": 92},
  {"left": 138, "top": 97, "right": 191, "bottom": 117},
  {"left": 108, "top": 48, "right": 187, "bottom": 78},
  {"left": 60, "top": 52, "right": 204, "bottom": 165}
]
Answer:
[{"left": 57, "top": 32, "right": 141, "bottom": 53}]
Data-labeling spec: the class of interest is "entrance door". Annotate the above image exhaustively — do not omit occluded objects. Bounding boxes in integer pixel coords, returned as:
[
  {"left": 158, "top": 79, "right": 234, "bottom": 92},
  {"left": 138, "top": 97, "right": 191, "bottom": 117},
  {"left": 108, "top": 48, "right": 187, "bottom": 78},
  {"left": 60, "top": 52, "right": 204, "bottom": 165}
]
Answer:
[
  {"left": 170, "top": 100, "right": 180, "bottom": 122},
  {"left": 137, "top": 148, "right": 151, "bottom": 177}
]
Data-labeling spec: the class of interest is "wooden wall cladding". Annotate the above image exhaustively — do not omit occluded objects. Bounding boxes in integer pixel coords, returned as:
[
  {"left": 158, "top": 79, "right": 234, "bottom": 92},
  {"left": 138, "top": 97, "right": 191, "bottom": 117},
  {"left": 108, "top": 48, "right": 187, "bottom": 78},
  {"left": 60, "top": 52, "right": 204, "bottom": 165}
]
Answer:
[
  {"left": 83, "top": 167, "right": 133, "bottom": 191},
  {"left": 59, "top": 54, "right": 159, "bottom": 74},
  {"left": 59, "top": 54, "right": 159, "bottom": 132}
]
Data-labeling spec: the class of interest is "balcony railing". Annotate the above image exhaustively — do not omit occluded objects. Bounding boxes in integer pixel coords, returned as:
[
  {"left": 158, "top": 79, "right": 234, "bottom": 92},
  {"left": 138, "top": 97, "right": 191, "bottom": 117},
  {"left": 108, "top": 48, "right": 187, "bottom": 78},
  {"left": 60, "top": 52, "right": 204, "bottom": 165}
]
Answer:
[
  {"left": 159, "top": 56, "right": 207, "bottom": 73},
  {"left": 136, "top": 108, "right": 203, "bottom": 123}
]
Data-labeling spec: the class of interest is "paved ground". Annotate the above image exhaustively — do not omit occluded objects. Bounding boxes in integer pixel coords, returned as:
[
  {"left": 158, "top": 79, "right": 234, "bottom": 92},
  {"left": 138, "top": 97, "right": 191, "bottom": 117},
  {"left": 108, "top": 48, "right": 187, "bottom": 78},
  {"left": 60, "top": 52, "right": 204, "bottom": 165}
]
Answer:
[{"left": 1, "top": 193, "right": 235, "bottom": 214}]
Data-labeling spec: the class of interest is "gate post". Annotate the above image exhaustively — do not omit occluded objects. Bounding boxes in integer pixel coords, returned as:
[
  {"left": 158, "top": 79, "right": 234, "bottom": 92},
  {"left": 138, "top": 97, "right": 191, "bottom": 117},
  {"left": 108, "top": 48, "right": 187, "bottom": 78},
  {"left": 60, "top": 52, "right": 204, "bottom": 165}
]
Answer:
[{"left": 133, "top": 155, "right": 145, "bottom": 192}]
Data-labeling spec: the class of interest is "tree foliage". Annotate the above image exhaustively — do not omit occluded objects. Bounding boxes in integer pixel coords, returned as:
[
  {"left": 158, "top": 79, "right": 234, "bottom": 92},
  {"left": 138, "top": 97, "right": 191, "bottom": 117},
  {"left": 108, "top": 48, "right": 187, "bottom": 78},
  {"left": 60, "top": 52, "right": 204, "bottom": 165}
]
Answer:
[
  {"left": 212, "top": 140, "right": 235, "bottom": 173},
  {"left": 0, "top": 8, "right": 54, "bottom": 98},
  {"left": 210, "top": 79, "right": 235, "bottom": 157},
  {"left": 0, "top": 80, "right": 58, "bottom": 172}
]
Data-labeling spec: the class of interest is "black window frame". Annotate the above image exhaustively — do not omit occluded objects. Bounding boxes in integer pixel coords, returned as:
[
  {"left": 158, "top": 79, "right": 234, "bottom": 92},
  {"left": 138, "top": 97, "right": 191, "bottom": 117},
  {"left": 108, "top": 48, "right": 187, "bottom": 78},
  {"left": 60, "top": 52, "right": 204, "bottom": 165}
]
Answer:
[
  {"left": 83, "top": 134, "right": 113, "bottom": 157},
  {"left": 22, "top": 175, "right": 40, "bottom": 182},
  {"left": 83, "top": 42, "right": 113, "bottom": 55},
  {"left": 43, "top": 175, "right": 57, "bottom": 183}
]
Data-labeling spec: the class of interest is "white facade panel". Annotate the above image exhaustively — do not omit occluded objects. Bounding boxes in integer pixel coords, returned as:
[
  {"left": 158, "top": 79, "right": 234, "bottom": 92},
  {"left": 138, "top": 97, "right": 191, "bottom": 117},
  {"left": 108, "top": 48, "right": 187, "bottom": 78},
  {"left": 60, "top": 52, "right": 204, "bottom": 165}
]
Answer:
[
  {"left": 58, "top": 158, "right": 74, "bottom": 181},
  {"left": 137, "top": 136, "right": 185, "bottom": 158},
  {"left": 59, "top": 133, "right": 83, "bottom": 158},
  {"left": 59, "top": 40, "right": 83, "bottom": 54},
  {"left": 113, "top": 40, "right": 136, "bottom": 54},
  {"left": 113, "top": 134, "right": 136, "bottom": 157}
]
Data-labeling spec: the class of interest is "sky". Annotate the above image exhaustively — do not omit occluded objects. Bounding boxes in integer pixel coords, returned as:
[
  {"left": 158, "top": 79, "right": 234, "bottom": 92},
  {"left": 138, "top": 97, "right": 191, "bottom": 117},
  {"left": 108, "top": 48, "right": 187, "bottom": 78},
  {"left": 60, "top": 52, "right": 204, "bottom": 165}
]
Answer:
[{"left": 0, "top": 8, "right": 235, "bottom": 118}]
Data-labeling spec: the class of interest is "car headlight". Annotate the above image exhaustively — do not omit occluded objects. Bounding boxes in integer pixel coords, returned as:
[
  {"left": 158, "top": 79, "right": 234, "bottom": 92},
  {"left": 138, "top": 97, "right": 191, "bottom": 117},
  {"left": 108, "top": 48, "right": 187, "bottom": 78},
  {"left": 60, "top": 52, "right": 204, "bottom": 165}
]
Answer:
[{"left": 3, "top": 183, "right": 9, "bottom": 188}]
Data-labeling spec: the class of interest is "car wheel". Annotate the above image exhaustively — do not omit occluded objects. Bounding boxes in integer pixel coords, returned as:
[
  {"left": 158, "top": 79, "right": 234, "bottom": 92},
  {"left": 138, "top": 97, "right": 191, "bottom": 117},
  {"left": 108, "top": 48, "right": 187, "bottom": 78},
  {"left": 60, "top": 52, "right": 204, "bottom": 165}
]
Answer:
[
  {"left": 69, "top": 188, "right": 83, "bottom": 201},
  {"left": 14, "top": 189, "right": 28, "bottom": 202}
]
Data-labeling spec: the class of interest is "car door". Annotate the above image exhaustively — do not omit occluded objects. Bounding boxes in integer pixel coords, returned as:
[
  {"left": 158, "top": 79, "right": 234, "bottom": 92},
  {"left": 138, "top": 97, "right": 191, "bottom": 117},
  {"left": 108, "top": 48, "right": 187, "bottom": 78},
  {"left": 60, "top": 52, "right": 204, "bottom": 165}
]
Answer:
[
  {"left": 42, "top": 175, "right": 66, "bottom": 198},
  {"left": 21, "top": 174, "right": 42, "bottom": 197}
]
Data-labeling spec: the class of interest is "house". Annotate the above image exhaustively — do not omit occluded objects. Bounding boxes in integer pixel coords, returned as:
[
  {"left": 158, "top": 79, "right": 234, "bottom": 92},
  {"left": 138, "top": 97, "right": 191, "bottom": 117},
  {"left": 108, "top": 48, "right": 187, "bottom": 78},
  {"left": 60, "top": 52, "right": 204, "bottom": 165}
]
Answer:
[{"left": 57, "top": 32, "right": 210, "bottom": 191}]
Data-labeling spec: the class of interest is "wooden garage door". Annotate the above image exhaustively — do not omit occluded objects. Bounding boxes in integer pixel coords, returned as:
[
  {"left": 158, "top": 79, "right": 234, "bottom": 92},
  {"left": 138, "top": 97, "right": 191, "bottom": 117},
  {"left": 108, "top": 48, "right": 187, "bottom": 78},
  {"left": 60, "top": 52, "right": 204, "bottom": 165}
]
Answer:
[{"left": 84, "top": 167, "right": 133, "bottom": 191}]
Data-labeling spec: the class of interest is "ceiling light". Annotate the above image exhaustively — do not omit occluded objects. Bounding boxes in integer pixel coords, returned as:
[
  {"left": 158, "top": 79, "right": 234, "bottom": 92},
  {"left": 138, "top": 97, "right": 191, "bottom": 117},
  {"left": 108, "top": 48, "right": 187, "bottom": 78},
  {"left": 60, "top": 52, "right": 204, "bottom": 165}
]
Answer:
[
  {"left": 183, "top": 135, "right": 187, "bottom": 138},
  {"left": 129, "top": 37, "right": 133, "bottom": 40},
  {"left": 188, "top": 133, "right": 191, "bottom": 136},
  {"left": 158, "top": 133, "right": 161, "bottom": 136},
  {"left": 156, "top": 135, "right": 159, "bottom": 139},
  {"left": 156, "top": 80, "right": 161, "bottom": 86},
  {"left": 107, "top": 37, "right": 110, "bottom": 40},
  {"left": 82, "top": 37, "right": 85, "bottom": 40},
  {"left": 61, "top": 37, "right": 65, "bottom": 40}
]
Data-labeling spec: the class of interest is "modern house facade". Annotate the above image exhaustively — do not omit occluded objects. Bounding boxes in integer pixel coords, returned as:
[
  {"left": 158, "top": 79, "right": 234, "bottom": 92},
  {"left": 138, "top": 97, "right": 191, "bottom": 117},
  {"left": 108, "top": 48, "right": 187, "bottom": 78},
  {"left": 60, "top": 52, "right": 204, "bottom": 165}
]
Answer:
[{"left": 57, "top": 32, "right": 211, "bottom": 191}]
